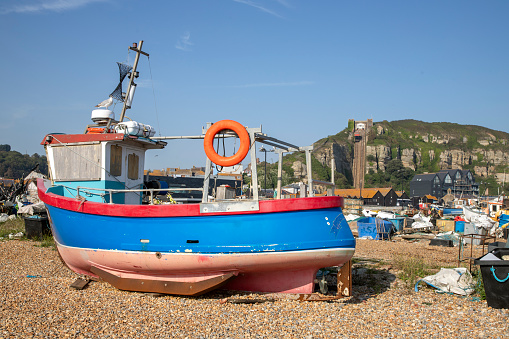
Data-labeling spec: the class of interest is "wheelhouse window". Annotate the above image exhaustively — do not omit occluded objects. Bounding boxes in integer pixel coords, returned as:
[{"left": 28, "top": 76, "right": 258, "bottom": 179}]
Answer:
[
  {"left": 52, "top": 144, "right": 101, "bottom": 181},
  {"left": 128, "top": 153, "right": 139, "bottom": 180},
  {"left": 110, "top": 145, "right": 122, "bottom": 177}
]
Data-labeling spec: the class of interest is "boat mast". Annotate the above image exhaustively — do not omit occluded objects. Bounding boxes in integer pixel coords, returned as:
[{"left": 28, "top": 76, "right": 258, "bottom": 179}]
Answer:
[{"left": 119, "top": 40, "right": 149, "bottom": 123}]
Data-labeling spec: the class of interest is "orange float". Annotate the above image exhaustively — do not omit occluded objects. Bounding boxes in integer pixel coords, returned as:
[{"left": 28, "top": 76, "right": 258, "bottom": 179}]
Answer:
[
  {"left": 204, "top": 120, "right": 250, "bottom": 167},
  {"left": 86, "top": 127, "right": 106, "bottom": 134}
]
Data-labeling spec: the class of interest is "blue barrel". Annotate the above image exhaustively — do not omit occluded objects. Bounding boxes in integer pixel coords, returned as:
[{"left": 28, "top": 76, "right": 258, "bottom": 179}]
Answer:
[{"left": 455, "top": 220, "right": 465, "bottom": 233}]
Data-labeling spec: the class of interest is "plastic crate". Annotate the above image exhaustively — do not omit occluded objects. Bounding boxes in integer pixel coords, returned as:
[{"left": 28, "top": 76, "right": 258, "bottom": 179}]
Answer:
[
  {"left": 474, "top": 248, "right": 509, "bottom": 309},
  {"left": 388, "top": 217, "right": 405, "bottom": 232}
]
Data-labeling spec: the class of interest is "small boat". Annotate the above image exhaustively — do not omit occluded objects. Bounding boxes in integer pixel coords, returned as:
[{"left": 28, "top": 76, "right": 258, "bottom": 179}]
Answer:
[
  {"left": 462, "top": 205, "right": 486, "bottom": 222},
  {"left": 38, "top": 41, "right": 355, "bottom": 296}
]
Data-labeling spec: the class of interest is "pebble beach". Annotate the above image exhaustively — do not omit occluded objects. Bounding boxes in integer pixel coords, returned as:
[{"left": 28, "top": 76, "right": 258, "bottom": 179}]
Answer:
[{"left": 1, "top": 238, "right": 508, "bottom": 338}]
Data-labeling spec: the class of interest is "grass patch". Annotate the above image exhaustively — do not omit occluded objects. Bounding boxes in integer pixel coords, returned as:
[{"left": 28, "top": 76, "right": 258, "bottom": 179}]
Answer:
[
  {"left": 0, "top": 216, "right": 25, "bottom": 238},
  {"left": 393, "top": 256, "right": 440, "bottom": 289},
  {"left": 471, "top": 269, "right": 486, "bottom": 300},
  {"left": 35, "top": 234, "right": 55, "bottom": 248}
]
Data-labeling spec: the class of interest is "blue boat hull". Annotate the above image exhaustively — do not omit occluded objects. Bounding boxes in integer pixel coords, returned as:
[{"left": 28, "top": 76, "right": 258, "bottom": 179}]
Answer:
[{"left": 39, "top": 179, "right": 355, "bottom": 294}]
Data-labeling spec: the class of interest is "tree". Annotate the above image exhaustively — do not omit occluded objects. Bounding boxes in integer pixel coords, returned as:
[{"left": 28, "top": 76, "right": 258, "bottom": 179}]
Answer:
[
  {"left": 0, "top": 144, "right": 11, "bottom": 152},
  {"left": 0, "top": 147, "right": 48, "bottom": 178}
]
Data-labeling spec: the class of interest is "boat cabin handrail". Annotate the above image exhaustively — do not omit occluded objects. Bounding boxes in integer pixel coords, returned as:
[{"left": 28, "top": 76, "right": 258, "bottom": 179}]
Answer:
[{"left": 71, "top": 185, "right": 203, "bottom": 205}]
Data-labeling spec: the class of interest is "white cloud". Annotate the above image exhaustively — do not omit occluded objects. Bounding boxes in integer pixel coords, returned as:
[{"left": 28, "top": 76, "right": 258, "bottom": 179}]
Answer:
[
  {"left": 0, "top": 0, "right": 107, "bottom": 15},
  {"left": 231, "top": 81, "right": 314, "bottom": 88},
  {"left": 233, "top": 0, "right": 283, "bottom": 18},
  {"left": 273, "top": 0, "right": 291, "bottom": 8},
  {"left": 175, "top": 32, "right": 194, "bottom": 52}
]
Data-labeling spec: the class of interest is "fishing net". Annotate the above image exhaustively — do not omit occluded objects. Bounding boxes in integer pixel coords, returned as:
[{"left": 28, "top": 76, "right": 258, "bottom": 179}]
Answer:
[{"left": 109, "top": 62, "right": 133, "bottom": 101}]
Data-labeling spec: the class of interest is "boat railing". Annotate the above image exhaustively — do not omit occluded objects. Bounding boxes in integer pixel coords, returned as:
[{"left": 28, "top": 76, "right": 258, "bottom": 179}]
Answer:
[{"left": 74, "top": 186, "right": 203, "bottom": 205}]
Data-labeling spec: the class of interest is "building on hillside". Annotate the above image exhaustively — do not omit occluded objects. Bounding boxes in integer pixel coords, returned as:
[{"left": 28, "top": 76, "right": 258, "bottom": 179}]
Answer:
[
  {"left": 435, "top": 171, "right": 454, "bottom": 197},
  {"left": 410, "top": 169, "right": 479, "bottom": 199},
  {"left": 410, "top": 173, "right": 442, "bottom": 198},
  {"left": 437, "top": 169, "right": 478, "bottom": 196}
]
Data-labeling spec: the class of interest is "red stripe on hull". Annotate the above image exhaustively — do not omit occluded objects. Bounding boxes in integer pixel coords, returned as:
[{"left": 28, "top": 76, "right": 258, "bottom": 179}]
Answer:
[{"left": 38, "top": 179, "right": 344, "bottom": 218}]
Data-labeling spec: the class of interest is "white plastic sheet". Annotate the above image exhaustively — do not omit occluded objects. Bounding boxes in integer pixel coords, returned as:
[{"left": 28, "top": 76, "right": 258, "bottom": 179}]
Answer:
[
  {"left": 411, "top": 213, "right": 433, "bottom": 229},
  {"left": 17, "top": 201, "right": 47, "bottom": 216},
  {"left": 415, "top": 268, "right": 475, "bottom": 296},
  {"left": 376, "top": 211, "right": 396, "bottom": 220}
]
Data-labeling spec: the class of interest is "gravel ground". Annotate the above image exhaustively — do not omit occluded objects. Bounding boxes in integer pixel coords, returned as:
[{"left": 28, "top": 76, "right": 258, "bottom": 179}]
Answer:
[{"left": 1, "top": 238, "right": 508, "bottom": 338}]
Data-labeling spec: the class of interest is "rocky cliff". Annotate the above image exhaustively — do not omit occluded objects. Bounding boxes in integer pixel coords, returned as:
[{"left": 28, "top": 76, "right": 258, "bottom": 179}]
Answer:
[{"left": 311, "top": 119, "right": 509, "bottom": 184}]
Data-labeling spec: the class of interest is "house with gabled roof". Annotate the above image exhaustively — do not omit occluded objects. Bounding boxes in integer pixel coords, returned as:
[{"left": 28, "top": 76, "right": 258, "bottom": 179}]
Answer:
[
  {"left": 334, "top": 188, "right": 386, "bottom": 206},
  {"left": 410, "top": 173, "right": 442, "bottom": 198},
  {"left": 377, "top": 187, "right": 399, "bottom": 207},
  {"left": 437, "top": 169, "right": 478, "bottom": 196}
]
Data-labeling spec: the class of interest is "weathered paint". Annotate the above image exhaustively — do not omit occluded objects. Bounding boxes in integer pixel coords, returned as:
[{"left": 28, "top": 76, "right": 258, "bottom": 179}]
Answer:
[{"left": 56, "top": 242, "right": 355, "bottom": 293}]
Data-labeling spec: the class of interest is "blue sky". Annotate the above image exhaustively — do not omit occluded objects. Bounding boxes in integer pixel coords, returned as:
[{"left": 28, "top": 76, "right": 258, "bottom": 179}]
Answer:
[{"left": 1, "top": 0, "right": 508, "bottom": 170}]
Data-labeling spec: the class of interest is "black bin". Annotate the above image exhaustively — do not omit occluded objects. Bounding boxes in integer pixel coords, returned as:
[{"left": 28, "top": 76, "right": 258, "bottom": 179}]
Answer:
[
  {"left": 488, "top": 242, "right": 507, "bottom": 253},
  {"left": 23, "top": 215, "right": 51, "bottom": 239},
  {"left": 474, "top": 248, "right": 509, "bottom": 309}
]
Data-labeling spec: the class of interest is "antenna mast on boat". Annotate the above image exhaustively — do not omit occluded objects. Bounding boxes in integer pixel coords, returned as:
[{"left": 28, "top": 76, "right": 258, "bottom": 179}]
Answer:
[{"left": 119, "top": 40, "right": 149, "bottom": 123}]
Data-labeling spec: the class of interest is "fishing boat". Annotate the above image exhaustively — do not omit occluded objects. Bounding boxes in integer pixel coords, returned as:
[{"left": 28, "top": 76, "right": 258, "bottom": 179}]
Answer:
[{"left": 38, "top": 41, "right": 355, "bottom": 296}]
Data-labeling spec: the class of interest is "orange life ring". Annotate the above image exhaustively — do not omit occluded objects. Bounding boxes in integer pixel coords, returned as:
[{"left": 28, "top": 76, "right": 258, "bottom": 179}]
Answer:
[{"left": 204, "top": 120, "right": 250, "bottom": 167}]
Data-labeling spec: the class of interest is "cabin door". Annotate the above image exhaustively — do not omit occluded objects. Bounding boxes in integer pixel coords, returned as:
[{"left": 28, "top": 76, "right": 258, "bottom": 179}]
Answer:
[{"left": 124, "top": 147, "right": 143, "bottom": 204}]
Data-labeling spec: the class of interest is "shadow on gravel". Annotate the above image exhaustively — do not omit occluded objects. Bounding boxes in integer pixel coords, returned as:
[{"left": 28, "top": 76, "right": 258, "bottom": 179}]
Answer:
[
  {"left": 346, "top": 257, "right": 397, "bottom": 304},
  {"left": 186, "top": 258, "right": 399, "bottom": 303}
]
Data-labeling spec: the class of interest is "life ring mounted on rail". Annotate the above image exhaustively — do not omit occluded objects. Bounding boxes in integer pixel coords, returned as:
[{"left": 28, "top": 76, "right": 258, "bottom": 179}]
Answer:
[{"left": 203, "top": 120, "right": 250, "bottom": 167}]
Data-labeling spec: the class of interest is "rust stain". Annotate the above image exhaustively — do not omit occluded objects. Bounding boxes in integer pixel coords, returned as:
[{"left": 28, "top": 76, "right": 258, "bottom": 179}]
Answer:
[{"left": 197, "top": 255, "right": 211, "bottom": 263}]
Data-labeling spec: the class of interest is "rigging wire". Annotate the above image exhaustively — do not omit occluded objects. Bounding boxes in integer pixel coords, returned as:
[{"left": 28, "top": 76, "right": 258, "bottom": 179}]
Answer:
[{"left": 147, "top": 57, "right": 162, "bottom": 136}]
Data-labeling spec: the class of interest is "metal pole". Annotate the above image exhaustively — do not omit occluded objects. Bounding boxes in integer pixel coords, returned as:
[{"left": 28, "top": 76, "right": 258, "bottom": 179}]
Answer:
[
  {"left": 249, "top": 130, "right": 259, "bottom": 200},
  {"left": 202, "top": 157, "right": 212, "bottom": 203},
  {"left": 276, "top": 150, "right": 283, "bottom": 199},
  {"left": 303, "top": 147, "right": 314, "bottom": 197},
  {"left": 264, "top": 150, "right": 267, "bottom": 194}
]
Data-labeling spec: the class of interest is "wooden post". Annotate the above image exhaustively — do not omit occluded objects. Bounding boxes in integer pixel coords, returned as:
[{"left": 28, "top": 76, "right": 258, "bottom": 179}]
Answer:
[
  {"left": 337, "top": 260, "right": 352, "bottom": 297},
  {"left": 119, "top": 41, "right": 149, "bottom": 123}
]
